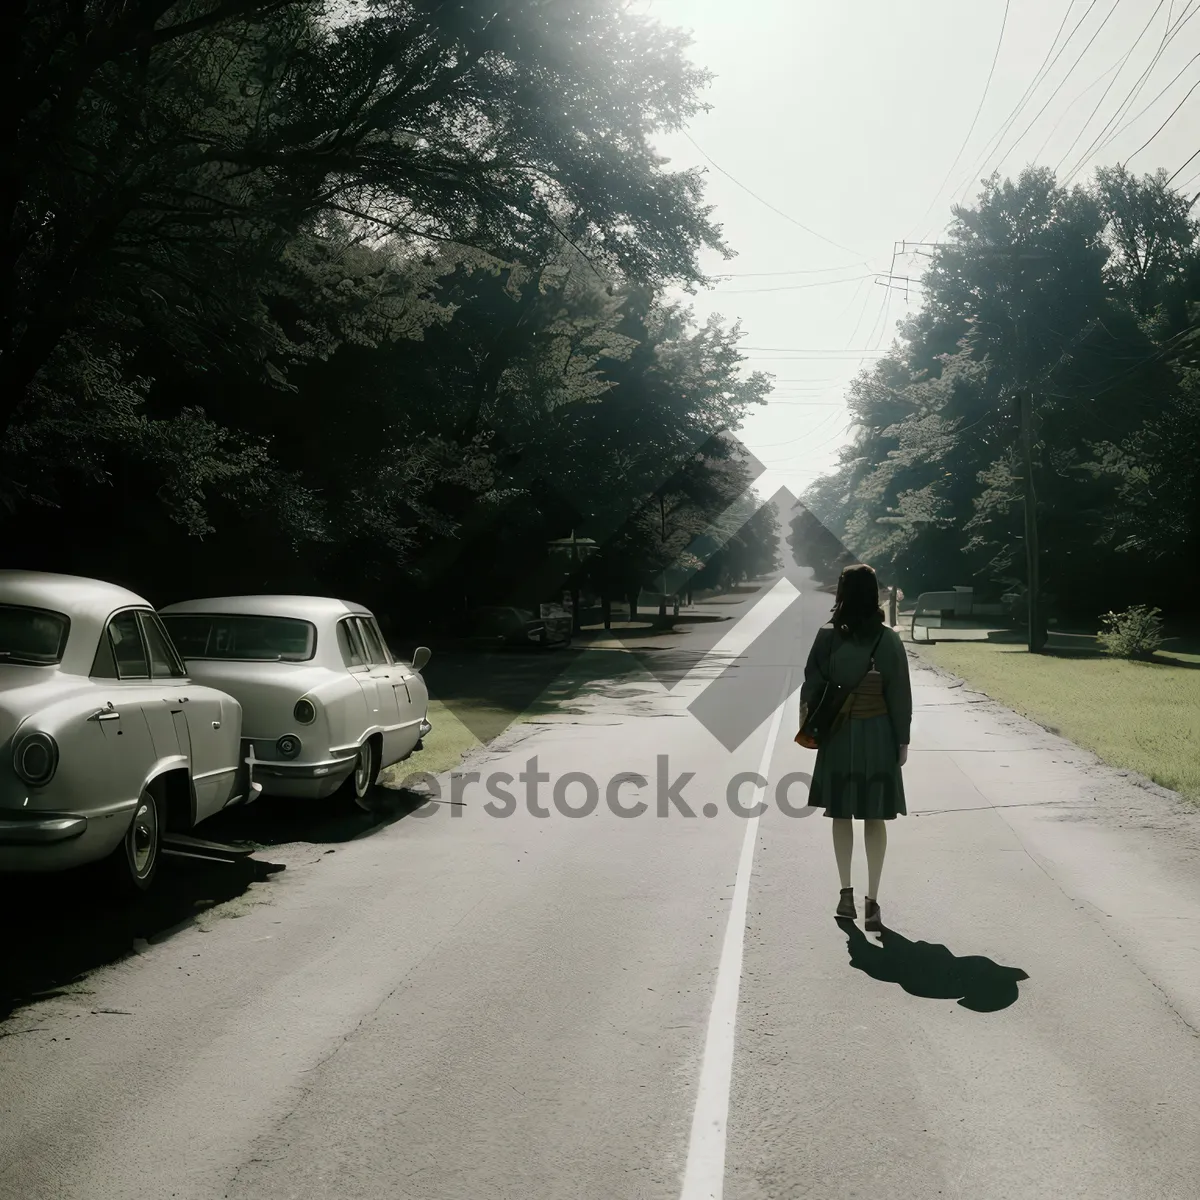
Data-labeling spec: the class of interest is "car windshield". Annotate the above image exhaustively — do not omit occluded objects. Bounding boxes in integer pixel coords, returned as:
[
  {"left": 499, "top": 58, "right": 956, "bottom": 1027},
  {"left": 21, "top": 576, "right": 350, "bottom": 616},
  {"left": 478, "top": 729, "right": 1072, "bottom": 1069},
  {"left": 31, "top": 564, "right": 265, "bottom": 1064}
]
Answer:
[
  {"left": 0, "top": 604, "right": 71, "bottom": 665},
  {"left": 160, "top": 613, "right": 316, "bottom": 662}
]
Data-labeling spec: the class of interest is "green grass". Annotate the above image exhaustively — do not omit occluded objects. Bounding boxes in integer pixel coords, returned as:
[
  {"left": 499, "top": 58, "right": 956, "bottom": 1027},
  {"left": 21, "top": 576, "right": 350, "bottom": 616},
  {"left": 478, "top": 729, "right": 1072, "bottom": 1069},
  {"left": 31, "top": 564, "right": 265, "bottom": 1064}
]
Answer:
[
  {"left": 919, "top": 640, "right": 1200, "bottom": 803},
  {"left": 379, "top": 696, "right": 522, "bottom": 785}
]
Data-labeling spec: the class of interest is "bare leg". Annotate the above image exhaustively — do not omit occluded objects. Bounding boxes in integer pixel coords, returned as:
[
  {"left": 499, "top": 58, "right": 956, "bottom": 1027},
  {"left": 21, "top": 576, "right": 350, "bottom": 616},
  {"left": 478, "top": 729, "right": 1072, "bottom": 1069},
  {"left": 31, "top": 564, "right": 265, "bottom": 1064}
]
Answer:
[
  {"left": 864, "top": 819, "right": 887, "bottom": 899},
  {"left": 832, "top": 818, "right": 853, "bottom": 888}
]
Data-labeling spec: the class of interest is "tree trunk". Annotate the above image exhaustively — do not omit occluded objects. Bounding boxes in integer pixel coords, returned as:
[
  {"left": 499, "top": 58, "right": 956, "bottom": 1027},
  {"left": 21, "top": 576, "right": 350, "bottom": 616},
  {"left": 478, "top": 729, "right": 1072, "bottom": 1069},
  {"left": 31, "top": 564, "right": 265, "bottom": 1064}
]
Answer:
[{"left": 602, "top": 595, "right": 611, "bottom": 630}]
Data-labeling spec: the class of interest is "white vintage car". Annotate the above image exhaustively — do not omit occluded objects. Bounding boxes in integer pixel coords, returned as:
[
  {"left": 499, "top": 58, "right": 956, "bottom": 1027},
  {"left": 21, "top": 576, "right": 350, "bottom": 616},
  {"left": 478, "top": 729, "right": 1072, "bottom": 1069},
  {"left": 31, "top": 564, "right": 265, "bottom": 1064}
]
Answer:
[
  {"left": 159, "top": 596, "right": 432, "bottom": 809},
  {"left": 0, "top": 571, "right": 255, "bottom": 892}
]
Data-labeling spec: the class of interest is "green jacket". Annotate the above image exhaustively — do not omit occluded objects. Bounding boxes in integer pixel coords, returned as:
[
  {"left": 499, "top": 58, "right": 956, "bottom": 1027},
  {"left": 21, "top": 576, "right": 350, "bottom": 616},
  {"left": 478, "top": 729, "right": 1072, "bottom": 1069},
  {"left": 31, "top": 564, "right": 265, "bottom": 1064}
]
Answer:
[{"left": 800, "top": 622, "right": 913, "bottom": 745}]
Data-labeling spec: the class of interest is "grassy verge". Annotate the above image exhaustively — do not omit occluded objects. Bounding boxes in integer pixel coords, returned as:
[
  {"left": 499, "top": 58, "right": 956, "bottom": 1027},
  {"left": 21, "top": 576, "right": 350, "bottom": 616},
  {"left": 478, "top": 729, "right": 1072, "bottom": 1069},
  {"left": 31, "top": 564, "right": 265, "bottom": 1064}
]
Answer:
[
  {"left": 380, "top": 696, "right": 528, "bottom": 785},
  {"left": 917, "top": 639, "right": 1200, "bottom": 803}
]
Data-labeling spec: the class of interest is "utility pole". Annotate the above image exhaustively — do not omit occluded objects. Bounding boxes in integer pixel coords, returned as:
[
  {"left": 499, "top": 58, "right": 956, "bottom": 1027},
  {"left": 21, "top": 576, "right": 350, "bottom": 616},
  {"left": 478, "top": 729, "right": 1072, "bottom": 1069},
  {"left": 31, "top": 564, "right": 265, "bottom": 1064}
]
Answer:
[{"left": 1018, "top": 388, "right": 1046, "bottom": 653}]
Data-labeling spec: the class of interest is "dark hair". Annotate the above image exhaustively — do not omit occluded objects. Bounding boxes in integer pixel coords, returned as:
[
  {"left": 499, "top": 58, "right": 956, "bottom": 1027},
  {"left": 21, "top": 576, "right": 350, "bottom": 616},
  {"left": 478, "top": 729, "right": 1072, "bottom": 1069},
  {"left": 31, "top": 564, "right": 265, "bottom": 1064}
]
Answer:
[{"left": 830, "top": 563, "right": 885, "bottom": 637}]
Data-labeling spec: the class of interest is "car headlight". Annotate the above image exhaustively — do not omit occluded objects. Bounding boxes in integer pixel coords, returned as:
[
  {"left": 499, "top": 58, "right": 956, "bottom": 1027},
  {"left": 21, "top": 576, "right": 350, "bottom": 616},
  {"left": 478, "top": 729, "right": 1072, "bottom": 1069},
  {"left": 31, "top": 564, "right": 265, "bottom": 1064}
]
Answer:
[
  {"left": 13, "top": 732, "right": 58, "bottom": 787},
  {"left": 293, "top": 699, "right": 316, "bottom": 724}
]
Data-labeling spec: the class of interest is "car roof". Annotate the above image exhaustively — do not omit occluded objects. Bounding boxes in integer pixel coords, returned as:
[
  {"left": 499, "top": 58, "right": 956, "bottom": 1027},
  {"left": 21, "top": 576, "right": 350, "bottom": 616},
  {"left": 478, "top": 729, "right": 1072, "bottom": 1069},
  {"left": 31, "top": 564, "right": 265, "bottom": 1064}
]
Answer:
[
  {"left": 0, "top": 570, "right": 155, "bottom": 676},
  {"left": 0, "top": 569, "right": 150, "bottom": 621},
  {"left": 159, "top": 595, "right": 372, "bottom": 621}
]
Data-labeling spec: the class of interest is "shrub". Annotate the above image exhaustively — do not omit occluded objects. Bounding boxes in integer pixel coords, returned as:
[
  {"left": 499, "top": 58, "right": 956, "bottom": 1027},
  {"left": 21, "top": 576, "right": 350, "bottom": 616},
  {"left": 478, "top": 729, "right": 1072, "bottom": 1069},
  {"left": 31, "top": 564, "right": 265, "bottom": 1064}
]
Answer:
[{"left": 1097, "top": 605, "right": 1164, "bottom": 660}]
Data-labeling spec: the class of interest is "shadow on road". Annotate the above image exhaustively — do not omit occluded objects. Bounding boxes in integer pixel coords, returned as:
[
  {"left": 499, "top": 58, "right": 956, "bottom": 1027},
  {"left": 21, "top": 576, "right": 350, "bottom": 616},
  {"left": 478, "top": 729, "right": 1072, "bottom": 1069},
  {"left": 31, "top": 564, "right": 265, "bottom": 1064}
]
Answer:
[
  {"left": 0, "top": 854, "right": 286, "bottom": 1021},
  {"left": 0, "top": 783, "right": 446, "bottom": 1021},
  {"left": 203, "top": 784, "right": 432, "bottom": 848},
  {"left": 836, "top": 918, "right": 1029, "bottom": 1012}
]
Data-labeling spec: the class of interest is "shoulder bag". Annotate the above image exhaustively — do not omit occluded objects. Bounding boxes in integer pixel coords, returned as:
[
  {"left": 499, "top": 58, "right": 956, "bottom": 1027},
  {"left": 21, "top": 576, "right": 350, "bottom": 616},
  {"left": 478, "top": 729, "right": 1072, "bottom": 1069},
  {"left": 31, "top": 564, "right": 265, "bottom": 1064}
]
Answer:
[{"left": 795, "top": 627, "right": 885, "bottom": 749}]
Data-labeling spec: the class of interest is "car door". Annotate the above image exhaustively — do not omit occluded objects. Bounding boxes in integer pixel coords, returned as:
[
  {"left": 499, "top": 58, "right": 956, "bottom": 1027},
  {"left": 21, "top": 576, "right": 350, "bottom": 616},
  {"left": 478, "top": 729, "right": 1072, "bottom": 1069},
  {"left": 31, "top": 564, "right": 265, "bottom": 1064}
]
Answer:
[
  {"left": 373, "top": 616, "right": 426, "bottom": 758},
  {"left": 88, "top": 611, "right": 162, "bottom": 805},
  {"left": 353, "top": 616, "right": 409, "bottom": 765},
  {"left": 105, "top": 610, "right": 185, "bottom": 768},
  {"left": 140, "top": 610, "right": 232, "bottom": 822},
  {"left": 336, "top": 617, "right": 382, "bottom": 746}
]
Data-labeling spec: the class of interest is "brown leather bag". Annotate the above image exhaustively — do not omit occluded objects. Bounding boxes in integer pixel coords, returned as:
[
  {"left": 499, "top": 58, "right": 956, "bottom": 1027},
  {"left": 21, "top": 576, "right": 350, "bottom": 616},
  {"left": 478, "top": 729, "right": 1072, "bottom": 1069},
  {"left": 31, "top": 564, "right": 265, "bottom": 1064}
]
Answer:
[{"left": 795, "top": 628, "right": 884, "bottom": 749}]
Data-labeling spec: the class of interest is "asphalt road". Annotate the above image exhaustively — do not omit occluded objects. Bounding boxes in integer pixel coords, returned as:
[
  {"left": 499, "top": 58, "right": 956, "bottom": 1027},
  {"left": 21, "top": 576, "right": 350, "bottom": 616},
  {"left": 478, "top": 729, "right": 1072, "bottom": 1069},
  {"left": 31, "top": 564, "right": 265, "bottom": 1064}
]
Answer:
[{"left": 2, "top": 554, "right": 1200, "bottom": 1199}]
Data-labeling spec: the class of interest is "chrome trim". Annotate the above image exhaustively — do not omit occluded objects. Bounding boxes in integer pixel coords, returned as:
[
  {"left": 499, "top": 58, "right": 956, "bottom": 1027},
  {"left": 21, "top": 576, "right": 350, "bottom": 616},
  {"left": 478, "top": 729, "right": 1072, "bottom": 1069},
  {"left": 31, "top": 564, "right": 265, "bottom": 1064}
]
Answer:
[
  {"left": 0, "top": 813, "right": 87, "bottom": 844},
  {"left": 251, "top": 751, "right": 356, "bottom": 779},
  {"left": 192, "top": 765, "right": 237, "bottom": 782},
  {"left": 84, "top": 796, "right": 141, "bottom": 820}
]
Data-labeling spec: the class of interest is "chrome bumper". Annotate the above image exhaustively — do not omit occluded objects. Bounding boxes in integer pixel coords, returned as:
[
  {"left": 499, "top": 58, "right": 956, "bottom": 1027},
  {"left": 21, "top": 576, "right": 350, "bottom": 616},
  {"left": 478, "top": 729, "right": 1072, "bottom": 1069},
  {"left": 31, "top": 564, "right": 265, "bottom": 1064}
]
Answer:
[
  {"left": 0, "top": 812, "right": 88, "bottom": 845},
  {"left": 247, "top": 746, "right": 358, "bottom": 801},
  {"left": 253, "top": 751, "right": 357, "bottom": 780},
  {"left": 225, "top": 744, "right": 264, "bottom": 808}
]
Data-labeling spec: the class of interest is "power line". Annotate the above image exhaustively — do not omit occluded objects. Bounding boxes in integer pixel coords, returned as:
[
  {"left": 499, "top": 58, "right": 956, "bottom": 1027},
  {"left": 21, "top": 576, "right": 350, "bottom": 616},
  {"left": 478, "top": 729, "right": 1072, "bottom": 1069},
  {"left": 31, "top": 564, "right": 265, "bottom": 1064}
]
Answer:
[
  {"left": 709, "top": 263, "right": 876, "bottom": 278},
  {"left": 874, "top": 291, "right": 896, "bottom": 352},
  {"left": 938, "top": 0, "right": 1099, "bottom": 224},
  {"left": 1167, "top": 145, "right": 1200, "bottom": 183},
  {"left": 1032, "top": 57, "right": 1123, "bottom": 162},
  {"left": 990, "top": 0, "right": 1124, "bottom": 186},
  {"left": 910, "top": 0, "right": 1011, "bottom": 237},
  {"left": 751, "top": 420, "right": 849, "bottom": 450},
  {"left": 713, "top": 274, "right": 875, "bottom": 295},
  {"left": 1055, "top": 0, "right": 1169, "bottom": 178},
  {"left": 1078, "top": 1, "right": 1200, "bottom": 172},
  {"left": 754, "top": 421, "right": 855, "bottom": 461},
  {"left": 1122, "top": 73, "right": 1200, "bottom": 167},
  {"left": 737, "top": 352, "right": 891, "bottom": 359},
  {"left": 683, "top": 132, "right": 866, "bottom": 258},
  {"left": 1059, "top": 0, "right": 1191, "bottom": 183},
  {"left": 1088, "top": 46, "right": 1200, "bottom": 164},
  {"left": 844, "top": 267, "right": 882, "bottom": 350},
  {"left": 761, "top": 403, "right": 846, "bottom": 411}
]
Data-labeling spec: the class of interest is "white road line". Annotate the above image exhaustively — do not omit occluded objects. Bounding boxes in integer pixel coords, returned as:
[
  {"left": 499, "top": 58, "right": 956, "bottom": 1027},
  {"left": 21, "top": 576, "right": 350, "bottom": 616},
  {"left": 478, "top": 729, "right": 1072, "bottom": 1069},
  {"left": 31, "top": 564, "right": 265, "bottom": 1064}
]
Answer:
[
  {"left": 679, "top": 576, "right": 800, "bottom": 691},
  {"left": 679, "top": 667, "right": 792, "bottom": 1200}
]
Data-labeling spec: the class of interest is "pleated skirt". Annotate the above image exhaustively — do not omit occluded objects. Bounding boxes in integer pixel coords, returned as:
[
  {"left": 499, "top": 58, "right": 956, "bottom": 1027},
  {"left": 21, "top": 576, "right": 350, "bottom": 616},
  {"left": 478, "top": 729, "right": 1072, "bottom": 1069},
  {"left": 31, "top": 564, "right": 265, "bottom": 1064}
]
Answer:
[{"left": 808, "top": 714, "right": 906, "bottom": 819}]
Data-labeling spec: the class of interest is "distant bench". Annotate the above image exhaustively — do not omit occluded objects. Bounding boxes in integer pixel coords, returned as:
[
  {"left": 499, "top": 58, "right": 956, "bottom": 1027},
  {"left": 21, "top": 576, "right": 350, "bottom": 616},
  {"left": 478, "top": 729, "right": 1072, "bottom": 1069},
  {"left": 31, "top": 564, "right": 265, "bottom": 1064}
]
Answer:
[{"left": 910, "top": 587, "right": 1016, "bottom": 644}]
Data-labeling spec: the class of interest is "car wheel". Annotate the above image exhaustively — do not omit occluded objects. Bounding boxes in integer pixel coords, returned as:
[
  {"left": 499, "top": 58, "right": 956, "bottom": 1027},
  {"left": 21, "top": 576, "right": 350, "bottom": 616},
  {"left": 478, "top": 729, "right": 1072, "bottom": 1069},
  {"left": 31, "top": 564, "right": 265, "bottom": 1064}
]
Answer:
[
  {"left": 349, "top": 739, "right": 379, "bottom": 812},
  {"left": 102, "top": 787, "right": 162, "bottom": 896}
]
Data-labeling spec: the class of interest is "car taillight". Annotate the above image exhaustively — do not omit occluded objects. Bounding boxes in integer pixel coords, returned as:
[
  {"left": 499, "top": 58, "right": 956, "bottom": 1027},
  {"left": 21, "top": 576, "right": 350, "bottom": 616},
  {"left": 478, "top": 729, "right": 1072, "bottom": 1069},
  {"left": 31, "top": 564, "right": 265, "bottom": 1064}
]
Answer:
[{"left": 13, "top": 732, "right": 58, "bottom": 787}]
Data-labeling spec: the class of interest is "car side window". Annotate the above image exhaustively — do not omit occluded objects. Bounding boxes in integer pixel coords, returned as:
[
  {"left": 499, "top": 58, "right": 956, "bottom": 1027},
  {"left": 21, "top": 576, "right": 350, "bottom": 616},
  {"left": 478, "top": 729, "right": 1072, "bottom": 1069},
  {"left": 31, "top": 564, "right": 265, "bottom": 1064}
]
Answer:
[
  {"left": 368, "top": 618, "right": 394, "bottom": 665},
  {"left": 336, "top": 618, "right": 367, "bottom": 669},
  {"left": 107, "top": 611, "right": 149, "bottom": 679},
  {"left": 355, "top": 617, "right": 389, "bottom": 666},
  {"left": 139, "top": 611, "right": 187, "bottom": 679}
]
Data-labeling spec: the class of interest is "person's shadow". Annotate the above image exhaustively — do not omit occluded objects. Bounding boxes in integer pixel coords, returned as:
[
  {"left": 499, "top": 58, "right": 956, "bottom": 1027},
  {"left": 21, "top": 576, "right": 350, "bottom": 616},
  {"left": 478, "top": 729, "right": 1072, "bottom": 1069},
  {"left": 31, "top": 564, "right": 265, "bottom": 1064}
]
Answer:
[{"left": 836, "top": 918, "right": 1028, "bottom": 1012}]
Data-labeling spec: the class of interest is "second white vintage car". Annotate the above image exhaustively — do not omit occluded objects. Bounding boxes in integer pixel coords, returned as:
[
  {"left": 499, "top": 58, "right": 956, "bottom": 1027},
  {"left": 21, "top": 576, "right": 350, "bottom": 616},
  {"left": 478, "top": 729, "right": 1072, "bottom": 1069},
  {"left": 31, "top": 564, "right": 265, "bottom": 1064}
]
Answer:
[
  {"left": 0, "top": 571, "right": 255, "bottom": 893},
  {"left": 159, "top": 596, "right": 432, "bottom": 808}
]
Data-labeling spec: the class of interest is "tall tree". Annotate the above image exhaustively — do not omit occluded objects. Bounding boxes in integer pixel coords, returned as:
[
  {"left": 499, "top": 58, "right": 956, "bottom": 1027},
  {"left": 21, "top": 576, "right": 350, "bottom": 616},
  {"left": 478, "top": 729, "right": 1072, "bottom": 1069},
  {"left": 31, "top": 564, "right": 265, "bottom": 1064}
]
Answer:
[{"left": 3, "top": 0, "right": 726, "bottom": 497}]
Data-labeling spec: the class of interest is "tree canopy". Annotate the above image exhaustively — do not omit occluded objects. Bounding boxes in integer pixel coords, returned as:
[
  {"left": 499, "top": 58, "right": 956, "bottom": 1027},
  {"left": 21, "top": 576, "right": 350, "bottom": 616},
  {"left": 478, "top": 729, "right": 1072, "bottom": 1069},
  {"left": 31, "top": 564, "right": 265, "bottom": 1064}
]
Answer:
[
  {"left": 801, "top": 165, "right": 1200, "bottom": 621},
  {"left": 3, "top": 1, "right": 780, "bottom": 618}
]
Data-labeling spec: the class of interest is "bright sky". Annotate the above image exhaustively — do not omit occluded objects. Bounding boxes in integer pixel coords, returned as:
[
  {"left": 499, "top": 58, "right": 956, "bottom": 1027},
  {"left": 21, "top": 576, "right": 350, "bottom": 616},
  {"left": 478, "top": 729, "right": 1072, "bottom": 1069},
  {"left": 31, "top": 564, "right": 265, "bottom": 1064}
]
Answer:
[{"left": 647, "top": 0, "right": 1200, "bottom": 505}]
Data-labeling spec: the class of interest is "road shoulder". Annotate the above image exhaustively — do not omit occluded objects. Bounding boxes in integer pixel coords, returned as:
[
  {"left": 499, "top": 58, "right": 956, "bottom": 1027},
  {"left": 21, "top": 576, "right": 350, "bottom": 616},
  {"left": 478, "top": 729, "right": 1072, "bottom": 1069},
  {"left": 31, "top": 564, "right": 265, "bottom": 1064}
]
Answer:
[{"left": 902, "top": 644, "right": 1200, "bottom": 1035}]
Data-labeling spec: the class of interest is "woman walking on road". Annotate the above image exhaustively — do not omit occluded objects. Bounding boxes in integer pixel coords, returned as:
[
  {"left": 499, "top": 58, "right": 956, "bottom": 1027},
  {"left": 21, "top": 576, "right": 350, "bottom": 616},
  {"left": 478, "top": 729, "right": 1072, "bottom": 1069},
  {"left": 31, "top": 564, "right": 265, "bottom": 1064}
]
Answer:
[{"left": 799, "top": 564, "right": 912, "bottom": 932}]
